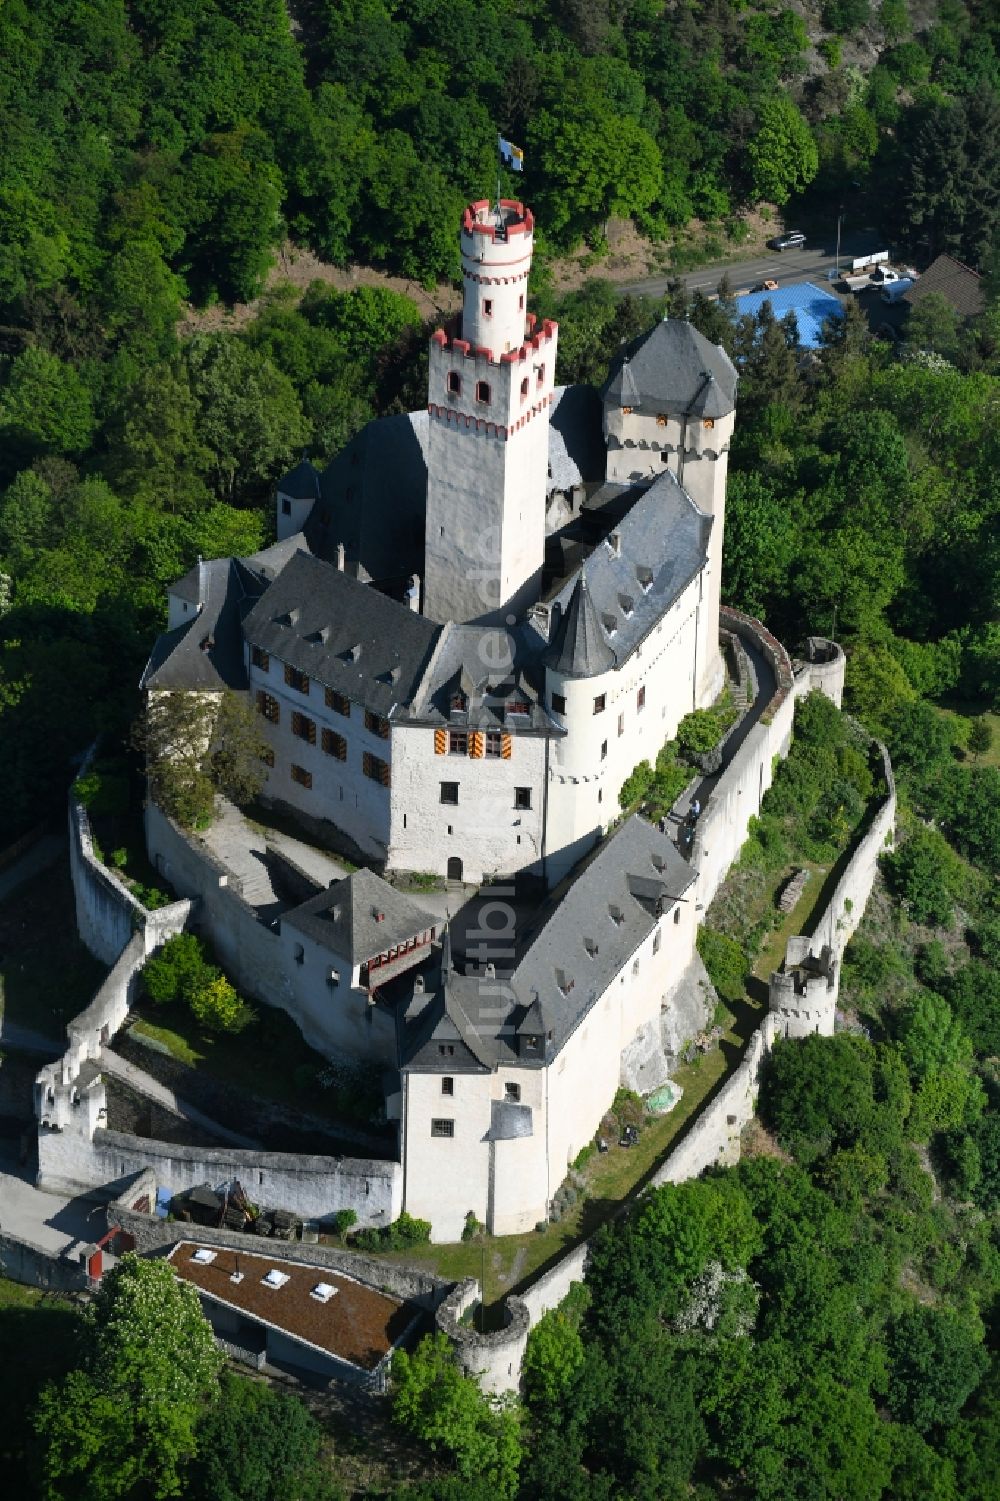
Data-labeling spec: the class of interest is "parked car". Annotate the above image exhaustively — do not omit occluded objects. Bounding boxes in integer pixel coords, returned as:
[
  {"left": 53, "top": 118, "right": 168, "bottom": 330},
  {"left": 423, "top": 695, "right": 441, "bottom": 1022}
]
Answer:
[
  {"left": 768, "top": 231, "right": 806, "bottom": 251},
  {"left": 751, "top": 278, "right": 779, "bottom": 292}
]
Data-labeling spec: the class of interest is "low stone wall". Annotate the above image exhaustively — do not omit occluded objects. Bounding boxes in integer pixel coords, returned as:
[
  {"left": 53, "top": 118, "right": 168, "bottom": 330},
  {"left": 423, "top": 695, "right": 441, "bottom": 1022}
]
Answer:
[
  {"left": 106, "top": 1197, "right": 451, "bottom": 1310},
  {"left": 40, "top": 1123, "right": 402, "bottom": 1230},
  {"left": 0, "top": 1230, "right": 88, "bottom": 1294},
  {"left": 519, "top": 1241, "right": 589, "bottom": 1324},
  {"left": 70, "top": 793, "right": 149, "bottom": 966}
]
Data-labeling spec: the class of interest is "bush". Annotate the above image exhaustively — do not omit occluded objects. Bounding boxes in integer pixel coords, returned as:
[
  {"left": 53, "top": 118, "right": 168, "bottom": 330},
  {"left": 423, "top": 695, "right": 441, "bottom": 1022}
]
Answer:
[
  {"left": 884, "top": 825, "right": 961, "bottom": 927},
  {"left": 356, "top": 1212, "right": 432, "bottom": 1252},
  {"left": 462, "top": 1211, "right": 484, "bottom": 1242},
  {"left": 142, "top": 933, "right": 251, "bottom": 1033},
  {"left": 677, "top": 708, "right": 724, "bottom": 756},
  {"left": 619, "top": 759, "right": 654, "bottom": 810},
  {"left": 697, "top": 927, "right": 748, "bottom": 1003},
  {"left": 335, "top": 1208, "right": 358, "bottom": 1237}
]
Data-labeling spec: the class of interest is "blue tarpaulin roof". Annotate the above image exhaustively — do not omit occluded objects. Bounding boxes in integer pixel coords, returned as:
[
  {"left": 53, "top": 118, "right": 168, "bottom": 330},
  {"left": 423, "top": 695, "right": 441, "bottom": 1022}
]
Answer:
[{"left": 734, "top": 281, "right": 845, "bottom": 349}]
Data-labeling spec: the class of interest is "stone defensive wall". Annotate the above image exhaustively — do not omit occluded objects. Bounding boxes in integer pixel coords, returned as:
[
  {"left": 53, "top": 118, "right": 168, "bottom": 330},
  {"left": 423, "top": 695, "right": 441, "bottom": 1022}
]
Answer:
[
  {"left": 0, "top": 1229, "right": 91, "bottom": 1295},
  {"left": 442, "top": 675, "right": 896, "bottom": 1398},
  {"left": 107, "top": 1173, "right": 447, "bottom": 1310}
]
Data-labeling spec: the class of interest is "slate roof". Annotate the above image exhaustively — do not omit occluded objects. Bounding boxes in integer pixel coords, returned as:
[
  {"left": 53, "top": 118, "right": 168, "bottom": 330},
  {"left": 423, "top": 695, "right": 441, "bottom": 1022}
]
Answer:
[
  {"left": 306, "top": 413, "right": 429, "bottom": 591},
  {"left": 400, "top": 816, "right": 695, "bottom": 1073},
  {"left": 408, "top": 622, "right": 558, "bottom": 731},
  {"left": 241, "top": 551, "right": 441, "bottom": 717},
  {"left": 542, "top": 573, "right": 616, "bottom": 678},
  {"left": 547, "top": 385, "right": 606, "bottom": 493},
  {"left": 142, "top": 558, "right": 265, "bottom": 692},
  {"left": 543, "top": 468, "right": 711, "bottom": 668},
  {"left": 277, "top": 457, "right": 322, "bottom": 502},
  {"left": 733, "top": 282, "right": 844, "bottom": 350},
  {"left": 903, "top": 254, "right": 984, "bottom": 319},
  {"left": 604, "top": 319, "right": 737, "bottom": 419},
  {"left": 282, "top": 868, "right": 436, "bottom": 963}
]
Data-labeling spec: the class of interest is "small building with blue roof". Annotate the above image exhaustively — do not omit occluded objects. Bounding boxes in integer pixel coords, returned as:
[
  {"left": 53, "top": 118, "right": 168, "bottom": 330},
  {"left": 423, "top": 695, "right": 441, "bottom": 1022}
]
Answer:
[{"left": 734, "top": 281, "right": 845, "bottom": 349}]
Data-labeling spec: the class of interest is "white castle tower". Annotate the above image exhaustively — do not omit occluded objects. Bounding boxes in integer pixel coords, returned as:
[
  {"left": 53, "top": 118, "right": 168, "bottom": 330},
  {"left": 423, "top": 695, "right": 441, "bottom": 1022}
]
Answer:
[{"left": 423, "top": 199, "right": 558, "bottom": 625}]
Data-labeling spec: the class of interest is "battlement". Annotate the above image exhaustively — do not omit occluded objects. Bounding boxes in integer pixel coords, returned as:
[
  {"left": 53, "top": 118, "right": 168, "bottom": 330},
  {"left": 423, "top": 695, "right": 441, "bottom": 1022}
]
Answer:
[
  {"left": 430, "top": 316, "right": 557, "bottom": 368},
  {"left": 461, "top": 199, "right": 534, "bottom": 241}
]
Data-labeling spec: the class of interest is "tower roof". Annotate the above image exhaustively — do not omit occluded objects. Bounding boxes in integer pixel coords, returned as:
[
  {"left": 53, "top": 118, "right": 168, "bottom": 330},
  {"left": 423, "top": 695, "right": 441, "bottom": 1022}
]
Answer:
[
  {"left": 604, "top": 319, "right": 737, "bottom": 419},
  {"left": 282, "top": 868, "right": 436, "bottom": 964},
  {"left": 542, "top": 573, "right": 615, "bottom": 678},
  {"left": 277, "top": 456, "right": 322, "bottom": 501}
]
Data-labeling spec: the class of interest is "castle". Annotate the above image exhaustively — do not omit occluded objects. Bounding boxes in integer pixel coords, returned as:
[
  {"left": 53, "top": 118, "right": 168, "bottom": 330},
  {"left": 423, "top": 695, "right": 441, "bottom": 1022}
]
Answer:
[{"left": 119, "top": 197, "right": 844, "bottom": 1243}]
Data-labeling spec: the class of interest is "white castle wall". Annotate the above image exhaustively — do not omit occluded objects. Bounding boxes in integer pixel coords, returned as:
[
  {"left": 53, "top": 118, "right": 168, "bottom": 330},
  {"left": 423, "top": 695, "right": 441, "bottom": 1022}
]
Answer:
[
  {"left": 70, "top": 788, "right": 151, "bottom": 965},
  {"left": 388, "top": 723, "right": 548, "bottom": 883}
]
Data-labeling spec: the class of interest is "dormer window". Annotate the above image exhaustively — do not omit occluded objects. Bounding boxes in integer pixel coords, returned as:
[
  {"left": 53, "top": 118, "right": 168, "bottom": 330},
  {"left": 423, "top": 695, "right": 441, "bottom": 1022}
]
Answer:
[
  {"left": 555, "top": 968, "right": 574, "bottom": 996},
  {"left": 447, "top": 371, "right": 461, "bottom": 396},
  {"left": 506, "top": 698, "right": 530, "bottom": 719},
  {"left": 601, "top": 613, "right": 617, "bottom": 636},
  {"left": 606, "top": 532, "right": 621, "bottom": 557},
  {"left": 475, "top": 380, "right": 491, "bottom": 404},
  {"left": 584, "top": 937, "right": 598, "bottom": 959},
  {"left": 619, "top": 594, "right": 634, "bottom": 617},
  {"left": 637, "top": 566, "right": 653, "bottom": 592},
  {"left": 609, "top": 904, "right": 624, "bottom": 926},
  {"left": 449, "top": 691, "right": 467, "bottom": 714},
  {"left": 703, "top": 418, "right": 715, "bottom": 430}
]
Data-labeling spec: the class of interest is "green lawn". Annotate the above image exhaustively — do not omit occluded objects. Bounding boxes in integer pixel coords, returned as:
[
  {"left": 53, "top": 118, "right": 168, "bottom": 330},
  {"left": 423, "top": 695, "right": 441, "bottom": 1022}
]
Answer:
[
  {"left": 0, "top": 865, "right": 106, "bottom": 1036},
  {"left": 130, "top": 1004, "right": 381, "bottom": 1128},
  {"left": 752, "top": 859, "right": 832, "bottom": 983}
]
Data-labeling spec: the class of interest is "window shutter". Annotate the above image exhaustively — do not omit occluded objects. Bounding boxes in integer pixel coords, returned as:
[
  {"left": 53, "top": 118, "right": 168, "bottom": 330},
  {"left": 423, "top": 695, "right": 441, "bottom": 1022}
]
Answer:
[
  {"left": 470, "top": 731, "right": 484, "bottom": 758},
  {"left": 434, "top": 728, "right": 447, "bottom": 755},
  {"left": 501, "top": 733, "right": 512, "bottom": 760}
]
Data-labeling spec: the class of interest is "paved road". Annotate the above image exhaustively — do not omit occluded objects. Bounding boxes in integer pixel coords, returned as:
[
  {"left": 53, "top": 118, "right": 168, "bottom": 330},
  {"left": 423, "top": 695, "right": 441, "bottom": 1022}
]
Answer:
[{"left": 618, "top": 230, "right": 886, "bottom": 301}]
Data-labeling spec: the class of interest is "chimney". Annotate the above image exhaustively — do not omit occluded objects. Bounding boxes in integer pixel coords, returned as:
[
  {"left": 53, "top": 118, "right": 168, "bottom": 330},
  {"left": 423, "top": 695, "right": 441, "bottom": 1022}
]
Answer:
[{"left": 336, "top": 542, "right": 345, "bottom": 572}]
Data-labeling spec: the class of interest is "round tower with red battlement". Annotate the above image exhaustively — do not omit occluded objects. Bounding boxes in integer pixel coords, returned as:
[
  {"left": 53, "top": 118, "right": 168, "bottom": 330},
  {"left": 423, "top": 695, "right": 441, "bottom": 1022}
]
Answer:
[{"left": 423, "top": 200, "right": 558, "bottom": 627}]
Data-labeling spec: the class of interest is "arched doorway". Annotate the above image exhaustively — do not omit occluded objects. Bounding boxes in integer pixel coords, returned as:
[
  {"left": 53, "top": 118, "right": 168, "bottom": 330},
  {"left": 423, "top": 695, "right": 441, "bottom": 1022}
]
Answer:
[{"left": 447, "top": 856, "right": 463, "bottom": 882}]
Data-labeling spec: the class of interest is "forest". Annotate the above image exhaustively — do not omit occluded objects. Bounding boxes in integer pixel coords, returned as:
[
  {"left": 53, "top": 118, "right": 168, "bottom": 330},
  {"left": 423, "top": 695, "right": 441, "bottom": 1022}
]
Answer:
[{"left": 0, "top": 0, "right": 998, "bottom": 1497}]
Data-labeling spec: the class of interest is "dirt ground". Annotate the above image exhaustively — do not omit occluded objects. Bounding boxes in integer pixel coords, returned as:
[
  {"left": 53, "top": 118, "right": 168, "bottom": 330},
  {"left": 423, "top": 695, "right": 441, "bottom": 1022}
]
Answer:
[{"left": 177, "top": 207, "right": 782, "bottom": 337}]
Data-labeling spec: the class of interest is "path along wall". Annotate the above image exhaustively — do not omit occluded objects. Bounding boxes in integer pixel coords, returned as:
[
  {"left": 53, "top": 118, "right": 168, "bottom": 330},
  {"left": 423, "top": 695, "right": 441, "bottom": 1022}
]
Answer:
[{"left": 808, "top": 737, "right": 895, "bottom": 955}]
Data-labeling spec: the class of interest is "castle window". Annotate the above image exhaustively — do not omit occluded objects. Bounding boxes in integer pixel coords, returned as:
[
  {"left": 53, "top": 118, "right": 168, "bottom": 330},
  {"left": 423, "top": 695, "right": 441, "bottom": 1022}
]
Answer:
[
  {"left": 593, "top": 694, "right": 606, "bottom": 715},
  {"left": 291, "top": 711, "right": 316, "bottom": 744},
  {"left": 365, "top": 710, "right": 390, "bottom": 739},
  {"left": 440, "top": 781, "right": 459, "bottom": 805},
  {"left": 618, "top": 712, "right": 625, "bottom": 737},
  {"left": 632, "top": 958, "right": 640, "bottom": 975},
  {"left": 441, "top": 1077, "right": 454, "bottom": 1096},
  {"left": 536, "top": 362, "right": 545, "bottom": 386},
  {"left": 674, "top": 907, "right": 681, "bottom": 925},
  {"left": 363, "top": 752, "right": 390, "bottom": 787},
  {"left": 326, "top": 689, "right": 350, "bottom": 717},
  {"left": 475, "top": 380, "right": 491, "bottom": 404},
  {"left": 291, "top": 764, "right": 312, "bottom": 790},
  {"left": 637, "top": 685, "right": 646, "bottom": 713},
  {"left": 551, "top": 692, "right": 566, "bottom": 715},
  {"left": 280, "top": 498, "right": 292, "bottom": 516},
  {"left": 521, "top": 376, "right": 529, "bottom": 399},
  {"left": 519, "top": 293, "right": 524, "bottom": 310},
  {"left": 656, "top": 414, "right": 668, "bottom": 426},
  {"left": 293, "top": 943, "right": 304, "bottom": 965},
  {"left": 524, "top": 1035, "right": 539, "bottom": 1054},
  {"left": 284, "top": 665, "right": 310, "bottom": 695},
  {"left": 251, "top": 647, "right": 269, "bottom": 671},
  {"left": 449, "top": 691, "right": 467, "bottom": 714},
  {"left": 438, "top": 1044, "right": 454, "bottom": 1057},
  {"left": 621, "top": 406, "right": 634, "bottom": 416},
  {"left": 703, "top": 418, "right": 715, "bottom": 430},
  {"left": 431, "top": 1119, "right": 454, "bottom": 1138},
  {"left": 322, "top": 728, "right": 347, "bottom": 761},
  {"left": 256, "top": 691, "right": 280, "bottom": 724},
  {"left": 447, "top": 371, "right": 461, "bottom": 396},
  {"left": 483, "top": 298, "right": 493, "bottom": 318},
  {"left": 505, "top": 1082, "right": 521, "bottom": 1103},
  {"left": 514, "top": 787, "right": 531, "bottom": 810},
  {"left": 485, "top": 730, "right": 503, "bottom": 758},
  {"left": 448, "top": 731, "right": 468, "bottom": 755},
  {"left": 653, "top": 929, "right": 662, "bottom": 954},
  {"left": 506, "top": 698, "right": 530, "bottom": 719},
  {"left": 601, "top": 740, "right": 607, "bottom": 760}
]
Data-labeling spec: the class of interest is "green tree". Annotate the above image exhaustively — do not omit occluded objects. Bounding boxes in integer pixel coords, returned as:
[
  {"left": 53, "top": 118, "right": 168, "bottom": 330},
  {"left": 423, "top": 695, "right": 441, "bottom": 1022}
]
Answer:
[
  {"left": 884, "top": 825, "right": 960, "bottom": 926},
  {"left": 747, "top": 95, "right": 819, "bottom": 205},
  {"left": 968, "top": 716, "right": 993, "bottom": 760},
  {"left": 34, "top": 1255, "right": 223, "bottom": 1500},
  {"left": 392, "top": 1334, "right": 521, "bottom": 1498},
  {"left": 0, "top": 347, "right": 95, "bottom": 473},
  {"left": 142, "top": 932, "right": 214, "bottom": 1009},
  {"left": 895, "top": 990, "right": 973, "bottom": 1079},
  {"left": 185, "top": 1370, "right": 340, "bottom": 1501},
  {"left": 522, "top": 1307, "right": 585, "bottom": 1409},
  {"left": 887, "top": 1303, "right": 989, "bottom": 1432}
]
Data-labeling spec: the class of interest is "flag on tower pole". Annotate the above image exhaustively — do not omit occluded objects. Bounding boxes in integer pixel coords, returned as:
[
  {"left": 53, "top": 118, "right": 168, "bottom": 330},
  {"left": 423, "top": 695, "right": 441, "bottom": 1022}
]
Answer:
[{"left": 498, "top": 136, "right": 524, "bottom": 172}]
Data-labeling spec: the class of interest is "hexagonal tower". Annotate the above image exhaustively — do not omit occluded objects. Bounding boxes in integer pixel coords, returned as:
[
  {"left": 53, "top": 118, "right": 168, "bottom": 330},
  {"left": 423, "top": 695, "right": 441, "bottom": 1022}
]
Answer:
[{"left": 423, "top": 199, "right": 558, "bottom": 625}]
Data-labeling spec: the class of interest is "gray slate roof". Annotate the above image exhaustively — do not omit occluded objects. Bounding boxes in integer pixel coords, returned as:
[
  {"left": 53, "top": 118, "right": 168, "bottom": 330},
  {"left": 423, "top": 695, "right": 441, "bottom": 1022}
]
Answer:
[
  {"left": 277, "top": 457, "right": 322, "bottom": 502},
  {"left": 401, "top": 816, "right": 695, "bottom": 1074},
  {"left": 143, "top": 558, "right": 265, "bottom": 693},
  {"left": 548, "top": 385, "right": 607, "bottom": 493},
  {"left": 542, "top": 573, "right": 615, "bottom": 678},
  {"left": 307, "top": 413, "right": 429, "bottom": 590},
  {"left": 604, "top": 319, "right": 737, "bottom": 419},
  {"left": 408, "top": 622, "right": 557, "bottom": 731},
  {"left": 508, "top": 815, "right": 696, "bottom": 1056},
  {"left": 241, "top": 551, "right": 441, "bottom": 717},
  {"left": 544, "top": 468, "right": 711, "bottom": 667},
  {"left": 283, "top": 868, "right": 436, "bottom": 962}
]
